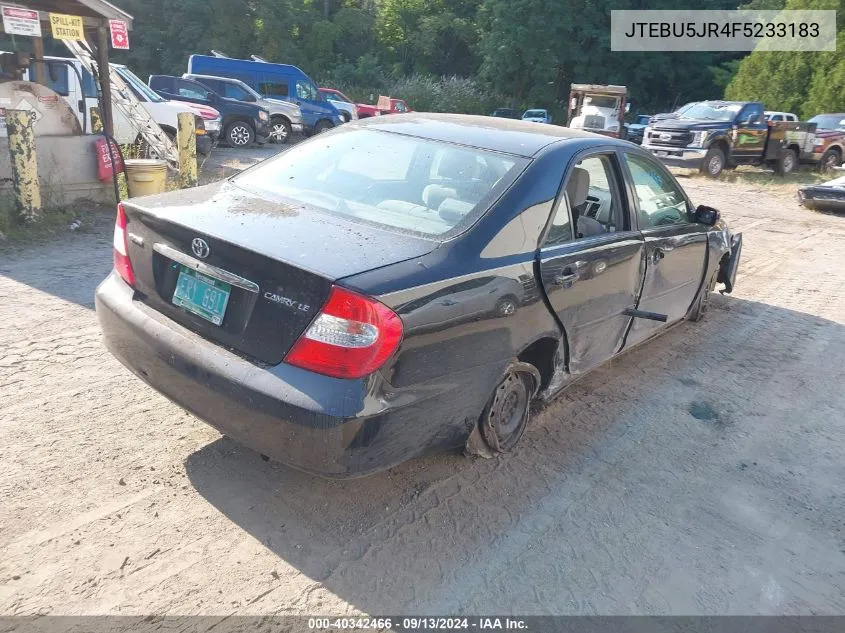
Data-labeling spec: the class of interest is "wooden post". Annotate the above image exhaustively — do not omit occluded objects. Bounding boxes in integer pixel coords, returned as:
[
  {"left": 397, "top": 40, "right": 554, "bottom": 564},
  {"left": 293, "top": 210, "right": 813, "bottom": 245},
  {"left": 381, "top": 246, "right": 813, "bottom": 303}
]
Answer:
[
  {"left": 177, "top": 112, "right": 197, "bottom": 189},
  {"left": 95, "top": 25, "right": 114, "bottom": 137},
  {"left": 5, "top": 110, "right": 41, "bottom": 223},
  {"left": 31, "top": 37, "right": 46, "bottom": 86}
]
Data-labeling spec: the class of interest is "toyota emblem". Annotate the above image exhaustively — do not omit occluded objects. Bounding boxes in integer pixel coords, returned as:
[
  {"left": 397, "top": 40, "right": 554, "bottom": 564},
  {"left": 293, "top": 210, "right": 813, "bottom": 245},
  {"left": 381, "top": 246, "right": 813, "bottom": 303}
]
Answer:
[
  {"left": 659, "top": 132, "right": 672, "bottom": 142},
  {"left": 191, "top": 238, "right": 210, "bottom": 259}
]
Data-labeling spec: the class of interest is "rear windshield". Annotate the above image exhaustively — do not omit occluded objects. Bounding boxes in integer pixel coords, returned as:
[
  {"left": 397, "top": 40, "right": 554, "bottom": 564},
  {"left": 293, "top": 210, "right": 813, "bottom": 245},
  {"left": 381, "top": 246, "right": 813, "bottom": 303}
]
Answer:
[{"left": 234, "top": 128, "right": 527, "bottom": 238}]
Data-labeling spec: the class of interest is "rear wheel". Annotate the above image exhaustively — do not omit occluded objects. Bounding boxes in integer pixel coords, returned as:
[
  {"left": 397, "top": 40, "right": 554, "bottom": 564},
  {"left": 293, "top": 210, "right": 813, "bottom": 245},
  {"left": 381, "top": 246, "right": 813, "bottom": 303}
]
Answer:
[
  {"left": 314, "top": 120, "right": 333, "bottom": 134},
  {"left": 700, "top": 147, "right": 725, "bottom": 178},
  {"left": 777, "top": 148, "right": 798, "bottom": 175},
  {"left": 477, "top": 365, "right": 538, "bottom": 454},
  {"left": 269, "top": 117, "right": 292, "bottom": 144},
  {"left": 226, "top": 121, "right": 254, "bottom": 148}
]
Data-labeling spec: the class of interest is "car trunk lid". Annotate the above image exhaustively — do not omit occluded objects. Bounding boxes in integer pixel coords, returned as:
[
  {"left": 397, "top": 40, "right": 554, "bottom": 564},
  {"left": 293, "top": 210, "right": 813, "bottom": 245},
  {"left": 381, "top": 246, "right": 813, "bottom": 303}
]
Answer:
[{"left": 120, "top": 181, "right": 437, "bottom": 365}]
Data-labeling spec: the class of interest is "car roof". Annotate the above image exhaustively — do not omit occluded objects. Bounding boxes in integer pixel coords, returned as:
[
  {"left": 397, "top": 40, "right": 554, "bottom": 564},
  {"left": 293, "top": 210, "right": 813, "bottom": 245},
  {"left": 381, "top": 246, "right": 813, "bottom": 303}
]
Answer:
[{"left": 350, "top": 113, "right": 616, "bottom": 158}]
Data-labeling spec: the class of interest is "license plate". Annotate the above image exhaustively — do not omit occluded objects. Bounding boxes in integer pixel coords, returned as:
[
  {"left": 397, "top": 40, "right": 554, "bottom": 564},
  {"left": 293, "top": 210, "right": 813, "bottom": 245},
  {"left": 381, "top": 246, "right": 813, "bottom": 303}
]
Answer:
[{"left": 172, "top": 266, "right": 231, "bottom": 326}]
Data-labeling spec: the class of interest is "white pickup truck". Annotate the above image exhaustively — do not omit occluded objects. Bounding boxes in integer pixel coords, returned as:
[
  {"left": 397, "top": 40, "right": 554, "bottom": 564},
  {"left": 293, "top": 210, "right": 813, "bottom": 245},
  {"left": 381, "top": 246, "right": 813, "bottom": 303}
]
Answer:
[{"left": 24, "top": 56, "right": 218, "bottom": 148}]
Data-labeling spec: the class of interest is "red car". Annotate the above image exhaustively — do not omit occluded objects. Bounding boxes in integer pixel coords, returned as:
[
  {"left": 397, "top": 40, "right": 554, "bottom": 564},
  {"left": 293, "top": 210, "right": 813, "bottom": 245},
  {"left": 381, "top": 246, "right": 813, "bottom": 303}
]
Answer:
[{"left": 319, "top": 88, "right": 412, "bottom": 119}]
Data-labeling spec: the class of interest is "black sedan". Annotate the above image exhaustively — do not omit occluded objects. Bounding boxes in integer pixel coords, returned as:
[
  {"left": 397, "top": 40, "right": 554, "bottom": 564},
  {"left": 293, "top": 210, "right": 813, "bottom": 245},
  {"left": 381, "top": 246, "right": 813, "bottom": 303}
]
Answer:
[{"left": 96, "top": 113, "right": 742, "bottom": 477}]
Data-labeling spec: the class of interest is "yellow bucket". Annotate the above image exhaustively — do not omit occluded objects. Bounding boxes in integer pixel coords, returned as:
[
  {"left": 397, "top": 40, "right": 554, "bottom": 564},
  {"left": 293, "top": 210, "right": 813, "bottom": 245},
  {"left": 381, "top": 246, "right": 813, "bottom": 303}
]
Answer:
[{"left": 124, "top": 159, "right": 168, "bottom": 198}]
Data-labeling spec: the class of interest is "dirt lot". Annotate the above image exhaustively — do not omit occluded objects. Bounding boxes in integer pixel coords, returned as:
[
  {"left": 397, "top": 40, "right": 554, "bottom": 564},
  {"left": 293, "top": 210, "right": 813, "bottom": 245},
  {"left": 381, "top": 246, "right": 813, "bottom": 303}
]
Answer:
[{"left": 1, "top": 151, "right": 844, "bottom": 616}]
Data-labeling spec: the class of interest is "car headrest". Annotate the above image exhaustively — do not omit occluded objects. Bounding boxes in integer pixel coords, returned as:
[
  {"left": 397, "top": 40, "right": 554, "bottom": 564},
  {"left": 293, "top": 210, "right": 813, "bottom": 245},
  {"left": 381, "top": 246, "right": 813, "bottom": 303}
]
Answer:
[
  {"left": 566, "top": 167, "right": 590, "bottom": 208},
  {"left": 438, "top": 198, "right": 475, "bottom": 224},
  {"left": 423, "top": 184, "right": 459, "bottom": 210}
]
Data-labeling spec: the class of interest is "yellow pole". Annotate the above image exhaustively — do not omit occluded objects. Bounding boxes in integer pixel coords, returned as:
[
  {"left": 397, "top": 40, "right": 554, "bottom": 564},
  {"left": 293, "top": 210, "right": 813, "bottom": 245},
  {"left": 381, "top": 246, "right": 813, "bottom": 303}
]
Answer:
[
  {"left": 177, "top": 112, "right": 197, "bottom": 189},
  {"left": 5, "top": 110, "right": 41, "bottom": 223},
  {"left": 91, "top": 106, "right": 129, "bottom": 201}
]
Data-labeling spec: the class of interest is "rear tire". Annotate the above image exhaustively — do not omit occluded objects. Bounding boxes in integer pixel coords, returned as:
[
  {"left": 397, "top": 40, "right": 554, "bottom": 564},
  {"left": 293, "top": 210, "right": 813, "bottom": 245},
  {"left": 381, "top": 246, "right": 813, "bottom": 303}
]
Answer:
[
  {"left": 226, "top": 121, "right": 254, "bottom": 148},
  {"left": 777, "top": 148, "right": 798, "bottom": 175},
  {"left": 314, "top": 120, "right": 333, "bottom": 134},
  {"left": 700, "top": 147, "right": 725, "bottom": 178},
  {"left": 477, "top": 365, "right": 538, "bottom": 454}
]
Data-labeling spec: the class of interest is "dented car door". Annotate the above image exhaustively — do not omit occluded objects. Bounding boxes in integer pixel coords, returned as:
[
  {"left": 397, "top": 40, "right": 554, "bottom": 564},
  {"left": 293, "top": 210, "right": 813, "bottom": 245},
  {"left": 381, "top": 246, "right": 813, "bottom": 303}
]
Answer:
[{"left": 537, "top": 151, "right": 644, "bottom": 375}]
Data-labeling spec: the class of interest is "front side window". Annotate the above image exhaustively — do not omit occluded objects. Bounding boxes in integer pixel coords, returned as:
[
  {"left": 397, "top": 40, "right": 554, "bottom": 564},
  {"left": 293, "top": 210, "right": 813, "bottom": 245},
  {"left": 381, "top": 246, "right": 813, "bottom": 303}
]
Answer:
[
  {"left": 623, "top": 153, "right": 692, "bottom": 229},
  {"left": 36, "top": 62, "right": 69, "bottom": 95},
  {"left": 295, "top": 80, "right": 318, "bottom": 101},
  {"left": 740, "top": 104, "right": 764, "bottom": 124},
  {"left": 234, "top": 128, "right": 526, "bottom": 238},
  {"left": 221, "top": 82, "right": 250, "bottom": 101}
]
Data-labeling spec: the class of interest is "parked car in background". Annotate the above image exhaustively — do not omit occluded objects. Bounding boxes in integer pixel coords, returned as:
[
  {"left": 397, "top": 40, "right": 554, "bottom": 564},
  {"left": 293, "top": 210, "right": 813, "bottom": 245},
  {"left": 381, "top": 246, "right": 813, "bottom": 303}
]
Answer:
[
  {"left": 376, "top": 95, "right": 412, "bottom": 115},
  {"left": 318, "top": 88, "right": 358, "bottom": 123},
  {"left": 185, "top": 74, "right": 302, "bottom": 143},
  {"left": 187, "top": 55, "right": 342, "bottom": 135},
  {"left": 149, "top": 75, "right": 270, "bottom": 148},
  {"left": 624, "top": 114, "right": 651, "bottom": 144},
  {"left": 807, "top": 113, "right": 845, "bottom": 171},
  {"left": 22, "top": 56, "right": 205, "bottom": 150},
  {"left": 650, "top": 102, "right": 695, "bottom": 124},
  {"left": 522, "top": 109, "right": 552, "bottom": 123},
  {"left": 643, "top": 100, "right": 815, "bottom": 177},
  {"left": 96, "top": 113, "right": 740, "bottom": 477},
  {"left": 798, "top": 173, "right": 845, "bottom": 210},
  {"left": 765, "top": 111, "right": 798, "bottom": 122},
  {"left": 490, "top": 108, "right": 522, "bottom": 119}
]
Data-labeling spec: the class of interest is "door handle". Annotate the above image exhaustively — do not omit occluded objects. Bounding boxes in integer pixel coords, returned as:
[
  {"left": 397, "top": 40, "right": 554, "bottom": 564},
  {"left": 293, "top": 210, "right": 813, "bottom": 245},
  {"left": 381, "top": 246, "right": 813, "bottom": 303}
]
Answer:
[
  {"left": 554, "top": 273, "right": 579, "bottom": 285},
  {"left": 651, "top": 248, "right": 666, "bottom": 264}
]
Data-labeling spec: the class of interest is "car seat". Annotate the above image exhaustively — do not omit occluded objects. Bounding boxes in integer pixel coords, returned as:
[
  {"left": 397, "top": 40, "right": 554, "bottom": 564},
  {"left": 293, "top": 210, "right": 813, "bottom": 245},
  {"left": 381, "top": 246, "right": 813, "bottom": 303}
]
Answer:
[{"left": 566, "top": 167, "right": 606, "bottom": 238}]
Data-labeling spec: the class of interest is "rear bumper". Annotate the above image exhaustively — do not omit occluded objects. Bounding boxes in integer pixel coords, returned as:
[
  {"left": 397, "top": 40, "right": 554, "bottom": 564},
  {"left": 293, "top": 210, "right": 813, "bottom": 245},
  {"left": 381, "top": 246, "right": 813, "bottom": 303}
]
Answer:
[
  {"left": 643, "top": 144, "right": 707, "bottom": 167},
  {"left": 95, "top": 274, "right": 473, "bottom": 477}
]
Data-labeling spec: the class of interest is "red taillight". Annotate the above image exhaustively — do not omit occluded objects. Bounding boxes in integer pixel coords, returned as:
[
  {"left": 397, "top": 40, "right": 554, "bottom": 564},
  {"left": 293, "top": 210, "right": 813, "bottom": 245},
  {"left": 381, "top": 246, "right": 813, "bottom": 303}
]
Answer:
[
  {"left": 113, "top": 203, "right": 135, "bottom": 287},
  {"left": 285, "top": 286, "right": 403, "bottom": 380}
]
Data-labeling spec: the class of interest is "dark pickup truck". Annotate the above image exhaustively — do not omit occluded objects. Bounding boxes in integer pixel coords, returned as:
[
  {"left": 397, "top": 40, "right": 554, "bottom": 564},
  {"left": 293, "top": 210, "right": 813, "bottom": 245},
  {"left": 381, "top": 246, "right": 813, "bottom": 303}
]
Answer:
[
  {"left": 149, "top": 75, "right": 271, "bottom": 148},
  {"left": 643, "top": 100, "right": 816, "bottom": 177}
]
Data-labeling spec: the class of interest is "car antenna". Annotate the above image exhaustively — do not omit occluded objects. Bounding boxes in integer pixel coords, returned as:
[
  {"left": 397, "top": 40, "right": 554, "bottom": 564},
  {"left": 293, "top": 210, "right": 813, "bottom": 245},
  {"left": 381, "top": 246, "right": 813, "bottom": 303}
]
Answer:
[
  {"left": 250, "top": 55, "right": 269, "bottom": 63},
  {"left": 210, "top": 50, "right": 229, "bottom": 58}
]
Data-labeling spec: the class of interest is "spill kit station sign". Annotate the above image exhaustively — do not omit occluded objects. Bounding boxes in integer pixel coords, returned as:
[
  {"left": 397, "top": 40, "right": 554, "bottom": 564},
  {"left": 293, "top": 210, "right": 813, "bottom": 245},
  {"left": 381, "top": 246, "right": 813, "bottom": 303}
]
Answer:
[{"left": 49, "top": 12, "right": 84, "bottom": 40}]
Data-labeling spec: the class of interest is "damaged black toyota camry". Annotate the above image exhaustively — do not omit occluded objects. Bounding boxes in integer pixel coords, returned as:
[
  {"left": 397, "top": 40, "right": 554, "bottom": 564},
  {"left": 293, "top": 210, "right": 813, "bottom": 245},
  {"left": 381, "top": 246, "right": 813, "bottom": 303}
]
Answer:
[{"left": 96, "top": 113, "right": 742, "bottom": 477}]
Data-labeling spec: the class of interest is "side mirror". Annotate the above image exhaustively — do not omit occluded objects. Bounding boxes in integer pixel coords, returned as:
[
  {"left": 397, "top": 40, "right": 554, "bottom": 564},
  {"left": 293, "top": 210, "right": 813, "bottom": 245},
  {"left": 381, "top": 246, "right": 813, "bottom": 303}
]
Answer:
[
  {"left": 694, "top": 204, "right": 720, "bottom": 226},
  {"left": 570, "top": 97, "right": 577, "bottom": 110},
  {"left": 625, "top": 102, "right": 631, "bottom": 114}
]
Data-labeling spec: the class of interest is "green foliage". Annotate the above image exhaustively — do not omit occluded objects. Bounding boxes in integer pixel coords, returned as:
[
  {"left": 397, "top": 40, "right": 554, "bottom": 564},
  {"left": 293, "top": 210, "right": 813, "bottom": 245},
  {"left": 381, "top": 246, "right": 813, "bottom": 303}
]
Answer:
[
  {"left": 727, "top": 0, "right": 844, "bottom": 118},
  {"left": 92, "top": 0, "right": 777, "bottom": 119}
]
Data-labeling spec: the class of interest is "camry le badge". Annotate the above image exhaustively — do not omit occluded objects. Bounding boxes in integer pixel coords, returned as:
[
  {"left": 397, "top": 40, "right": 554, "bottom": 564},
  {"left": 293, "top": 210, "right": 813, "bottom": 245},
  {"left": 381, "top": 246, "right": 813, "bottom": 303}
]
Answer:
[{"left": 191, "top": 238, "right": 210, "bottom": 259}]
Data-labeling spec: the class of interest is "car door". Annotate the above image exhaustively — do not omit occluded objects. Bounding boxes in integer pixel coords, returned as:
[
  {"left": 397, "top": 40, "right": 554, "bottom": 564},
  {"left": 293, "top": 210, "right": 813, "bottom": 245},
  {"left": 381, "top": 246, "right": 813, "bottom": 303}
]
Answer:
[
  {"left": 621, "top": 151, "right": 708, "bottom": 347},
  {"left": 732, "top": 103, "right": 768, "bottom": 161},
  {"left": 537, "top": 151, "right": 645, "bottom": 375}
]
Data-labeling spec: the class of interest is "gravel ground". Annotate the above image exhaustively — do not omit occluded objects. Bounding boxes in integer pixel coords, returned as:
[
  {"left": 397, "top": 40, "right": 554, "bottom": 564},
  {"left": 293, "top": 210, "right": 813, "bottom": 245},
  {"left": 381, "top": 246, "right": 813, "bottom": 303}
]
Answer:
[{"left": 1, "top": 156, "right": 844, "bottom": 616}]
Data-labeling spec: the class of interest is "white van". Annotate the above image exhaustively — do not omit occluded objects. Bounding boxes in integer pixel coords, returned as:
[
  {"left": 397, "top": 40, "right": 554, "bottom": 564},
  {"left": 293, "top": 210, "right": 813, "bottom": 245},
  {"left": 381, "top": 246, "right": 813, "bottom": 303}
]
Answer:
[{"left": 25, "top": 56, "right": 200, "bottom": 144}]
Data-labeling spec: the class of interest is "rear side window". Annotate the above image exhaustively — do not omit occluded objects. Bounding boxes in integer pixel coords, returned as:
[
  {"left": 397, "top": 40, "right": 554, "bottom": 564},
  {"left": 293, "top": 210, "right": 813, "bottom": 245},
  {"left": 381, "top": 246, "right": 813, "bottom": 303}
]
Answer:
[{"left": 235, "top": 128, "right": 527, "bottom": 238}]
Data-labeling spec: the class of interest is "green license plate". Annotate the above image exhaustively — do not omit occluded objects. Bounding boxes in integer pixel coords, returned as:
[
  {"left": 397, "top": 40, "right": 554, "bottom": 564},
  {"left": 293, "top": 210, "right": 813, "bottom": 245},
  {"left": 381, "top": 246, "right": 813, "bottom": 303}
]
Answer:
[{"left": 172, "top": 266, "right": 231, "bottom": 326}]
